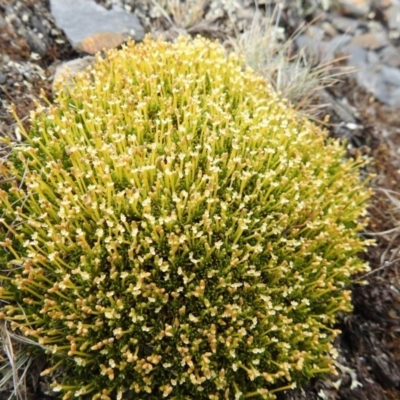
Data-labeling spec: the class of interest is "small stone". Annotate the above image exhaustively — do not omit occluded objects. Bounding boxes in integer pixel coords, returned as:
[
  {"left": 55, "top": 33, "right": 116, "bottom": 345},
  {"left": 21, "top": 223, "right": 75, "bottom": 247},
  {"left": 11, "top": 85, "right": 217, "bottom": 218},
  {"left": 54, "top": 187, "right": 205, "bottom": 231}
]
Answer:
[
  {"left": 316, "top": 89, "right": 357, "bottom": 123},
  {"left": 320, "top": 21, "right": 338, "bottom": 38},
  {"left": 342, "top": 44, "right": 368, "bottom": 68},
  {"left": 53, "top": 56, "right": 96, "bottom": 91},
  {"left": 345, "top": 122, "right": 359, "bottom": 130},
  {"left": 376, "top": 0, "right": 392, "bottom": 8},
  {"left": 50, "top": 0, "right": 145, "bottom": 53},
  {"left": 384, "top": 3, "right": 400, "bottom": 30},
  {"left": 0, "top": 71, "right": 6, "bottom": 85},
  {"left": 330, "top": 15, "right": 359, "bottom": 34},
  {"left": 0, "top": 15, "right": 7, "bottom": 29},
  {"left": 382, "top": 66, "right": 400, "bottom": 87},
  {"left": 388, "top": 87, "right": 400, "bottom": 107},
  {"left": 350, "top": 32, "right": 388, "bottom": 50},
  {"left": 367, "top": 50, "right": 380, "bottom": 65},
  {"left": 325, "top": 34, "right": 352, "bottom": 56},
  {"left": 31, "top": 15, "right": 49, "bottom": 37},
  {"left": 339, "top": 0, "right": 372, "bottom": 17},
  {"left": 356, "top": 64, "right": 389, "bottom": 104},
  {"left": 380, "top": 46, "right": 400, "bottom": 68},
  {"left": 26, "top": 31, "right": 48, "bottom": 56}
]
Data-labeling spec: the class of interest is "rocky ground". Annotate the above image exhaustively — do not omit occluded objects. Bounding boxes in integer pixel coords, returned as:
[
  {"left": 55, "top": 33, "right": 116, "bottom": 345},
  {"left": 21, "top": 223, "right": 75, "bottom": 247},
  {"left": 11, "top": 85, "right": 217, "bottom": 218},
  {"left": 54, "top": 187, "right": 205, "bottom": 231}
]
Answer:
[{"left": 0, "top": 0, "right": 400, "bottom": 399}]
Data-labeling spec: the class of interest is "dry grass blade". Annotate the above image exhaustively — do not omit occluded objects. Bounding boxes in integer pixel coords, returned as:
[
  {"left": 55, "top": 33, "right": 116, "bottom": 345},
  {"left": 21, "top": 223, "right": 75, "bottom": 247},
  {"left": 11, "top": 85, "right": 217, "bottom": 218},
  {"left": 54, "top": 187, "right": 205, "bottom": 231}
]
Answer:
[{"left": 0, "top": 323, "right": 33, "bottom": 400}]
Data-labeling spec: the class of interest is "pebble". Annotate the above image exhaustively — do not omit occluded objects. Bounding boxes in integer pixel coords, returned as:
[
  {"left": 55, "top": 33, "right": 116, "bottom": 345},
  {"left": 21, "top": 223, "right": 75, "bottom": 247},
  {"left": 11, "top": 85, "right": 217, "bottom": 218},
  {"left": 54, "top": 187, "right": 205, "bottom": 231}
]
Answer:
[
  {"left": 382, "top": 65, "right": 400, "bottom": 86},
  {"left": 26, "top": 31, "right": 47, "bottom": 56},
  {"left": 331, "top": 15, "right": 360, "bottom": 34},
  {"left": 388, "top": 87, "right": 400, "bottom": 107},
  {"left": 380, "top": 46, "right": 400, "bottom": 68},
  {"left": 384, "top": 2, "right": 400, "bottom": 30},
  {"left": 342, "top": 44, "right": 368, "bottom": 68},
  {"left": 339, "top": 0, "right": 372, "bottom": 17},
  {"left": 350, "top": 32, "right": 389, "bottom": 50},
  {"left": 50, "top": 0, "right": 145, "bottom": 54},
  {"left": 356, "top": 64, "right": 389, "bottom": 103},
  {"left": 53, "top": 56, "right": 96, "bottom": 91},
  {"left": 0, "top": 71, "right": 6, "bottom": 84},
  {"left": 0, "top": 15, "right": 7, "bottom": 29}
]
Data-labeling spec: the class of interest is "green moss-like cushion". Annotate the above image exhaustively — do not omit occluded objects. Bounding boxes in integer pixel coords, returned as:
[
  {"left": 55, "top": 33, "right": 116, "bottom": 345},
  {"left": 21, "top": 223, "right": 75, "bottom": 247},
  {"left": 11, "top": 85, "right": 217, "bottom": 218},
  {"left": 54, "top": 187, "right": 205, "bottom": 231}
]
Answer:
[{"left": 0, "top": 36, "right": 371, "bottom": 399}]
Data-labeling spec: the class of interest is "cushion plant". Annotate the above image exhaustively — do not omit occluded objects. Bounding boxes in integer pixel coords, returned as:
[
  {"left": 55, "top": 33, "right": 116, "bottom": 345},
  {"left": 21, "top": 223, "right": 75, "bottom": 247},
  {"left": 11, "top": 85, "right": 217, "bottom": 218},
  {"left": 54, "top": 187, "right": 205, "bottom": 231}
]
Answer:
[{"left": 0, "top": 35, "right": 371, "bottom": 399}]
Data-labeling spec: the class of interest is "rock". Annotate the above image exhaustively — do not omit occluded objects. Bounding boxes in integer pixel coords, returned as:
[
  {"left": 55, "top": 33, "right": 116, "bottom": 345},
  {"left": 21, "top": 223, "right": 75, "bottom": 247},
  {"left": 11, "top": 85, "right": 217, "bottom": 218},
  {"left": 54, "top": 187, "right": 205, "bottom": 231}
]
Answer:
[
  {"left": 382, "top": 65, "right": 400, "bottom": 86},
  {"left": 315, "top": 89, "right": 357, "bottom": 124},
  {"left": 375, "top": 0, "right": 392, "bottom": 8},
  {"left": 325, "top": 34, "right": 352, "bottom": 56},
  {"left": 356, "top": 64, "right": 390, "bottom": 104},
  {"left": 367, "top": 50, "right": 380, "bottom": 65},
  {"left": 380, "top": 46, "right": 400, "bottom": 68},
  {"left": 342, "top": 44, "right": 368, "bottom": 68},
  {"left": 330, "top": 14, "right": 359, "bottom": 34},
  {"left": 388, "top": 87, "right": 400, "bottom": 107},
  {"left": 26, "top": 31, "right": 47, "bottom": 56},
  {"left": 0, "top": 71, "right": 6, "bottom": 85},
  {"left": 320, "top": 21, "right": 338, "bottom": 38},
  {"left": 50, "top": 0, "right": 145, "bottom": 53},
  {"left": 31, "top": 15, "right": 49, "bottom": 37},
  {"left": 339, "top": 0, "right": 372, "bottom": 17},
  {"left": 0, "top": 15, "right": 7, "bottom": 29},
  {"left": 295, "top": 34, "right": 351, "bottom": 62},
  {"left": 350, "top": 32, "right": 389, "bottom": 50},
  {"left": 384, "top": 3, "right": 400, "bottom": 29},
  {"left": 53, "top": 56, "right": 96, "bottom": 91}
]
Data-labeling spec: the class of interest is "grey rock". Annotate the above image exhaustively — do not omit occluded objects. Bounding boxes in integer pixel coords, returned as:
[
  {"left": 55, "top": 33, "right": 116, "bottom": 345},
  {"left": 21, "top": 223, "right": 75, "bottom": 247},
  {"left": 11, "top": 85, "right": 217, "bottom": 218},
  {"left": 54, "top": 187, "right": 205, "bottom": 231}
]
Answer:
[
  {"left": 31, "top": 15, "right": 49, "bottom": 36},
  {"left": 315, "top": 89, "right": 357, "bottom": 124},
  {"left": 367, "top": 50, "right": 380, "bottom": 65},
  {"left": 350, "top": 32, "right": 389, "bottom": 50},
  {"left": 382, "top": 65, "right": 400, "bottom": 86},
  {"left": 384, "top": 3, "right": 400, "bottom": 30},
  {"left": 295, "top": 34, "right": 351, "bottom": 62},
  {"left": 0, "top": 15, "right": 7, "bottom": 29},
  {"left": 50, "top": 0, "right": 145, "bottom": 53},
  {"left": 330, "top": 15, "right": 359, "bottom": 34},
  {"left": 388, "top": 87, "right": 400, "bottom": 107},
  {"left": 356, "top": 64, "right": 390, "bottom": 104},
  {"left": 26, "top": 31, "right": 48, "bottom": 56},
  {"left": 341, "top": 44, "right": 368, "bottom": 68},
  {"left": 0, "top": 71, "right": 6, "bottom": 85},
  {"left": 380, "top": 46, "right": 400, "bottom": 68},
  {"left": 339, "top": 0, "right": 372, "bottom": 17},
  {"left": 53, "top": 56, "right": 96, "bottom": 91},
  {"left": 320, "top": 21, "right": 337, "bottom": 38},
  {"left": 325, "top": 34, "right": 352, "bottom": 56}
]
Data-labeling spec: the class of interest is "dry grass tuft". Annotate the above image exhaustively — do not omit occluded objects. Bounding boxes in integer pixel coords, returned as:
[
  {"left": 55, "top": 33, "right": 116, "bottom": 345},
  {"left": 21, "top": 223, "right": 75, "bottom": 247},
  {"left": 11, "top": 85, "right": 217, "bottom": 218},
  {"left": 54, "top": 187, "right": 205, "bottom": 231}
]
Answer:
[{"left": 225, "top": 3, "right": 352, "bottom": 119}]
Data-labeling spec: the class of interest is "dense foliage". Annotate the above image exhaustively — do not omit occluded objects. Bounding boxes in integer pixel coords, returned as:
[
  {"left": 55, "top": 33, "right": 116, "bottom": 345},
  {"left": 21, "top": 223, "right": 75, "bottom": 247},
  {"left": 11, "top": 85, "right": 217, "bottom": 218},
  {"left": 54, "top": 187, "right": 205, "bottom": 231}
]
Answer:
[{"left": 0, "top": 36, "right": 371, "bottom": 399}]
